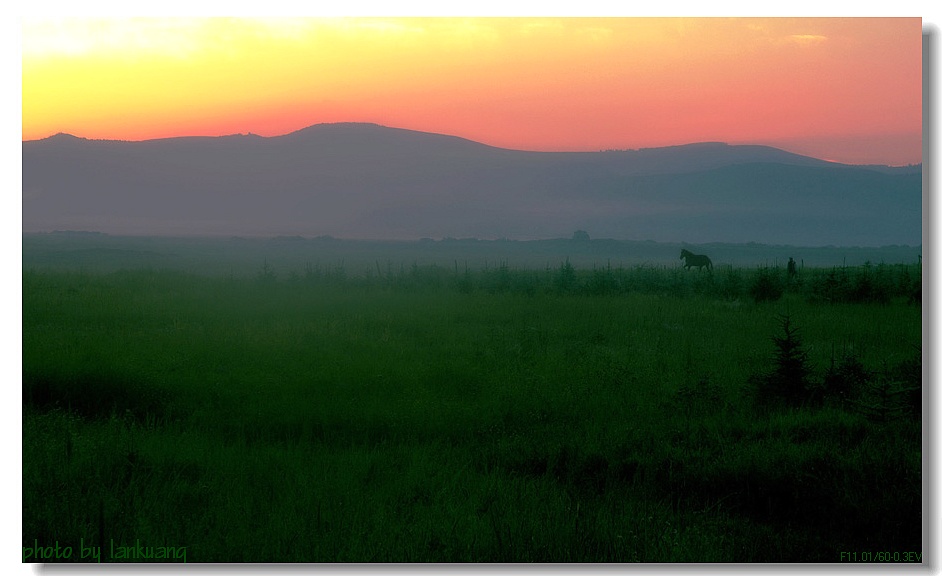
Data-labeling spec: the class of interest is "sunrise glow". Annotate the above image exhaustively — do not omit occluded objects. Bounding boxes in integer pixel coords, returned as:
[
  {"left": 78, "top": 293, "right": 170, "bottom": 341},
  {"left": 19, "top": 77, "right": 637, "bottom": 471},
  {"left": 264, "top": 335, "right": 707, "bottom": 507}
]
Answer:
[{"left": 21, "top": 17, "right": 923, "bottom": 166}]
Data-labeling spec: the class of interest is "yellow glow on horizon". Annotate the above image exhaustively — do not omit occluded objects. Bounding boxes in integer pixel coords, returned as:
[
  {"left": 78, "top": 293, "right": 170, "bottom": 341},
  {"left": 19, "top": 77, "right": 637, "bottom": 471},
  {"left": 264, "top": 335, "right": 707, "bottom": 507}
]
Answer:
[{"left": 21, "top": 17, "right": 922, "bottom": 165}]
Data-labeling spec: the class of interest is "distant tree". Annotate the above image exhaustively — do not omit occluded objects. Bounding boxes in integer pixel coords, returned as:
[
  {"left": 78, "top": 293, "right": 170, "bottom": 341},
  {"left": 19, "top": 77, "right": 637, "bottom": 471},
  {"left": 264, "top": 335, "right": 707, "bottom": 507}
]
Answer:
[{"left": 572, "top": 230, "right": 590, "bottom": 242}]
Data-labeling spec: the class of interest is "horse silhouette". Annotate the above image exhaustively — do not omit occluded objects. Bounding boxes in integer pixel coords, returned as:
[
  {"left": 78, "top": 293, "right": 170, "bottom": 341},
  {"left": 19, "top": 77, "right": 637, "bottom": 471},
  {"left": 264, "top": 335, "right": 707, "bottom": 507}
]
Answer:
[{"left": 680, "top": 249, "right": 713, "bottom": 272}]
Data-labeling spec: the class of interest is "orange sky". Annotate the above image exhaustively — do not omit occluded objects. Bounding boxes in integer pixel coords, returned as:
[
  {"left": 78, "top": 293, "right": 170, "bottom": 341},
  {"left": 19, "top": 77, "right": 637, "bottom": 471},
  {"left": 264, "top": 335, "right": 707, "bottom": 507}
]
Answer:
[{"left": 21, "top": 17, "right": 923, "bottom": 165}]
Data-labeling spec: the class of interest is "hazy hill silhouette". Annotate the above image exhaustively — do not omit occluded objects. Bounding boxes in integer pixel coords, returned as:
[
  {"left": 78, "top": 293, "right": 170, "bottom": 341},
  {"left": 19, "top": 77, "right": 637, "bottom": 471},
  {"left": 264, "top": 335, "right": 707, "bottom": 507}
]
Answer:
[{"left": 22, "top": 123, "right": 921, "bottom": 246}]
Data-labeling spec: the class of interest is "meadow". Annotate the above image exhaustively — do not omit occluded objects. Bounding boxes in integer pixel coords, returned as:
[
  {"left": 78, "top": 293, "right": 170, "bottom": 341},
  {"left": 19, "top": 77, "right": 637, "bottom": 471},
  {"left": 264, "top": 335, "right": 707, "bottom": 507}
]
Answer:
[{"left": 22, "top": 235, "right": 923, "bottom": 562}]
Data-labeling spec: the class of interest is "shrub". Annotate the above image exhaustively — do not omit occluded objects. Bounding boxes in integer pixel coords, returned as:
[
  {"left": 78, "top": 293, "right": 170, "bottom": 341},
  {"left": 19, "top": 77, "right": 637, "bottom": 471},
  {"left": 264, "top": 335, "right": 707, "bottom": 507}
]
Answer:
[
  {"left": 672, "top": 375, "right": 723, "bottom": 420},
  {"left": 256, "top": 260, "right": 277, "bottom": 284},
  {"left": 810, "top": 267, "right": 851, "bottom": 303},
  {"left": 821, "top": 353, "right": 871, "bottom": 409},
  {"left": 809, "top": 264, "right": 896, "bottom": 305},
  {"left": 749, "top": 267, "right": 784, "bottom": 303},
  {"left": 893, "top": 353, "right": 922, "bottom": 420},
  {"left": 849, "top": 263, "right": 891, "bottom": 305},
  {"left": 553, "top": 259, "right": 577, "bottom": 294},
  {"left": 853, "top": 356, "right": 922, "bottom": 422},
  {"left": 583, "top": 263, "right": 626, "bottom": 296}
]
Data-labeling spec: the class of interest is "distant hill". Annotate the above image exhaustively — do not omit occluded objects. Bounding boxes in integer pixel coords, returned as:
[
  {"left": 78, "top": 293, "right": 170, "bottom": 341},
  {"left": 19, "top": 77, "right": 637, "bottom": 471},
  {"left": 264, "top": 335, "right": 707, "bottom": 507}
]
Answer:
[{"left": 22, "top": 122, "right": 922, "bottom": 246}]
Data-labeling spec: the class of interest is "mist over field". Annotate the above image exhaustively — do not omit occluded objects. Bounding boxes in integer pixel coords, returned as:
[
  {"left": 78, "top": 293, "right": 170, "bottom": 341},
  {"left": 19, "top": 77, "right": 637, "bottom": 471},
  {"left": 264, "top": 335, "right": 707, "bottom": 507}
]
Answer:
[
  {"left": 22, "top": 123, "right": 922, "bottom": 247},
  {"left": 22, "top": 232, "right": 922, "bottom": 278}
]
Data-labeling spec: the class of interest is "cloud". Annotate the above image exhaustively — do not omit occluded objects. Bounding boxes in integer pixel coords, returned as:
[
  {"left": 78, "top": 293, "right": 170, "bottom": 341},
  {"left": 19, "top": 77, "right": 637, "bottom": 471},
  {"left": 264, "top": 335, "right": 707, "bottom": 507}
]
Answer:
[
  {"left": 576, "top": 26, "right": 614, "bottom": 43},
  {"left": 787, "top": 34, "right": 828, "bottom": 46},
  {"left": 22, "top": 18, "right": 207, "bottom": 59},
  {"left": 517, "top": 20, "right": 565, "bottom": 36},
  {"left": 738, "top": 21, "right": 829, "bottom": 49}
]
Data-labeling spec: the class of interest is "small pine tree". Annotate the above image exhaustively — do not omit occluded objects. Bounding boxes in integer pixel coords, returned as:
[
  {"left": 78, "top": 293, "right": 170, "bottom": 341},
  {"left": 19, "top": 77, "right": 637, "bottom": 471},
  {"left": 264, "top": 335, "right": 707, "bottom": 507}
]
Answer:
[
  {"left": 853, "top": 357, "right": 922, "bottom": 422},
  {"left": 750, "top": 314, "right": 815, "bottom": 411}
]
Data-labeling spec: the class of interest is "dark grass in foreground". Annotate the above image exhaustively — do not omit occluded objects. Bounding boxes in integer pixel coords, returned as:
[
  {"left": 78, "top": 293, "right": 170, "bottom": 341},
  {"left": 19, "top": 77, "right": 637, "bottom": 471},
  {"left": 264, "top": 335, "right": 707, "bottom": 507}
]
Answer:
[{"left": 22, "top": 262, "right": 922, "bottom": 562}]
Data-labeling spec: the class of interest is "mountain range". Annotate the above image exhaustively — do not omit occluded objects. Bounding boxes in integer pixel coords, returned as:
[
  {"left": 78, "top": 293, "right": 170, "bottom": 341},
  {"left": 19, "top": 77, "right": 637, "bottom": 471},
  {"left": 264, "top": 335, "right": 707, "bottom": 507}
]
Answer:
[{"left": 22, "top": 122, "right": 922, "bottom": 246}]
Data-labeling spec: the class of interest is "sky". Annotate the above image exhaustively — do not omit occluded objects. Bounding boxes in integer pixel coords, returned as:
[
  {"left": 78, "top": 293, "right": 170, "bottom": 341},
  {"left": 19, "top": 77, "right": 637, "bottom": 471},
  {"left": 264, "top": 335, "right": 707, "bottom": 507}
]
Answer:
[{"left": 20, "top": 15, "right": 924, "bottom": 166}]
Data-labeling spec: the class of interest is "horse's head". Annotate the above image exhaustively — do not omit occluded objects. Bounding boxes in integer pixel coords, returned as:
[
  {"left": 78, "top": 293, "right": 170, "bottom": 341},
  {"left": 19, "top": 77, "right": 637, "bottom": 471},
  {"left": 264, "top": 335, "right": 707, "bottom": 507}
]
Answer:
[{"left": 680, "top": 249, "right": 689, "bottom": 259}]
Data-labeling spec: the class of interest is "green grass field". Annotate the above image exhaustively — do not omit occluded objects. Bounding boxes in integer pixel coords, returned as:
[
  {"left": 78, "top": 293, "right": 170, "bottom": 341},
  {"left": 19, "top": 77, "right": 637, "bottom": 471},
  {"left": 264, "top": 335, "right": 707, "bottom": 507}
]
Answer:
[{"left": 22, "top": 240, "right": 923, "bottom": 563}]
